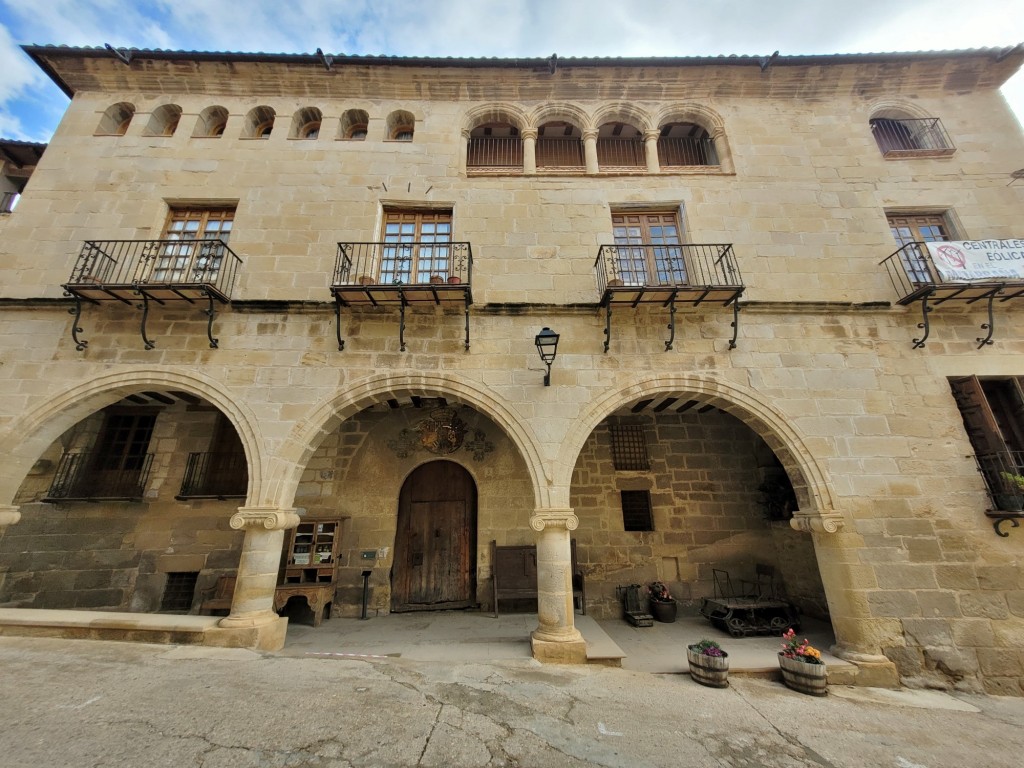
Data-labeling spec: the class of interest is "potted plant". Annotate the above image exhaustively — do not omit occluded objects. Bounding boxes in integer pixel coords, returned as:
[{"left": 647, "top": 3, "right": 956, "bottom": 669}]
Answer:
[
  {"left": 778, "top": 628, "right": 827, "bottom": 696},
  {"left": 687, "top": 638, "right": 729, "bottom": 688},
  {"left": 996, "top": 471, "right": 1024, "bottom": 512},
  {"left": 647, "top": 581, "right": 677, "bottom": 623}
]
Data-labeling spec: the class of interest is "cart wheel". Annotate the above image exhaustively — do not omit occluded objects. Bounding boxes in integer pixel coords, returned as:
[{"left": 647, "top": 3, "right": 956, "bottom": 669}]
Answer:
[
  {"left": 727, "top": 618, "right": 745, "bottom": 637},
  {"left": 769, "top": 616, "right": 790, "bottom": 634}
]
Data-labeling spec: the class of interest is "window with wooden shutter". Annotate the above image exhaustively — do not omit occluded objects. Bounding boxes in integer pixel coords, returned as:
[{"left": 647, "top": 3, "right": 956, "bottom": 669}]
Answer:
[
  {"left": 380, "top": 210, "right": 452, "bottom": 284},
  {"left": 888, "top": 213, "right": 950, "bottom": 285},
  {"left": 155, "top": 208, "right": 235, "bottom": 283}
]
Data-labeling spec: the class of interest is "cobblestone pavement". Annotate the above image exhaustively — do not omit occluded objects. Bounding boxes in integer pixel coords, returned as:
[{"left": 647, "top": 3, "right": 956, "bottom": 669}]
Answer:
[{"left": 2, "top": 636, "right": 1023, "bottom": 768}]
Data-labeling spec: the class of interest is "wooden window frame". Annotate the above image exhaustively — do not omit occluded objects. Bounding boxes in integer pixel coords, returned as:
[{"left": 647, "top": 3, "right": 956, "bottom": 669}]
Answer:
[
  {"left": 154, "top": 207, "right": 235, "bottom": 284},
  {"left": 380, "top": 209, "right": 453, "bottom": 284},
  {"left": 611, "top": 210, "right": 687, "bottom": 286}
]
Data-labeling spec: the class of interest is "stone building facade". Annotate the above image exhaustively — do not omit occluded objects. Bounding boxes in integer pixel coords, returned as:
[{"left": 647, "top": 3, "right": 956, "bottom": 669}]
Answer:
[{"left": 1, "top": 44, "right": 1023, "bottom": 693}]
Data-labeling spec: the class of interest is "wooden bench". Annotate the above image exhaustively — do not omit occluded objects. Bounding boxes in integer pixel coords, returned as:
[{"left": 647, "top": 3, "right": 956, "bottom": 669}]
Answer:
[
  {"left": 490, "top": 540, "right": 585, "bottom": 617},
  {"left": 198, "top": 574, "right": 236, "bottom": 615}
]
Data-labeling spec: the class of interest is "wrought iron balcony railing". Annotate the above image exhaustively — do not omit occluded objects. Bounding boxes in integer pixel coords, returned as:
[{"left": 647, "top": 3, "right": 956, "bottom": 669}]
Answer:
[
  {"left": 176, "top": 451, "right": 248, "bottom": 499},
  {"left": 43, "top": 451, "right": 154, "bottom": 501},
  {"left": 657, "top": 136, "right": 719, "bottom": 167},
  {"left": 973, "top": 451, "right": 1024, "bottom": 536},
  {"left": 596, "top": 138, "right": 645, "bottom": 170},
  {"left": 869, "top": 117, "right": 956, "bottom": 157},
  {"left": 1, "top": 191, "right": 18, "bottom": 213},
  {"left": 880, "top": 242, "right": 1024, "bottom": 348},
  {"left": 331, "top": 241, "right": 473, "bottom": 352},
  {"left": 467, "top": 137, "right": 524, "bottom": 172},
  {"left": 536, "top": 137, "right": 585, "bottom": 171},
  {"left": 61, "top": 239, "right": 243, "bottom": 351},
  {"left": 594, "top": 243, "right": 744, "bottom": 351}
]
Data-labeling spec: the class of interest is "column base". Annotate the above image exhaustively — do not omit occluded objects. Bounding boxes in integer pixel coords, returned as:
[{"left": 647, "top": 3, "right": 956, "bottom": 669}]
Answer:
[
  {"left": 831, "top": 645, "right": 901, "bottom": 688},
  {"left": 531, "top": 631, "right": 588, "bottom": 664},
  {"left": 206, "top": 613, "right": 288, "bottom": 651}
]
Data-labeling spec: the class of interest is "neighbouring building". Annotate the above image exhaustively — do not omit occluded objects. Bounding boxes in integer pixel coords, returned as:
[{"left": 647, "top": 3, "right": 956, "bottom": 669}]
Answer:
[{"left": 1, "top": 43, "right": 1023, "bottom": 693}]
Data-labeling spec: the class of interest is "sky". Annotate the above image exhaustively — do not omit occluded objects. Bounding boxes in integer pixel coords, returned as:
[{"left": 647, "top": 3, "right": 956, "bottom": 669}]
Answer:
[{"left": 1, "top": 0, "right": 1023, "bottom": 143}]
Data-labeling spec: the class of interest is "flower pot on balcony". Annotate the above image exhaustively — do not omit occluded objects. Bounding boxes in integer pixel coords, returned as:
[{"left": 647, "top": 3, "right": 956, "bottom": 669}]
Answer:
[
  {"left": 649, "top": 599, "right": 677, "bottom": 623},
  {"left": 606, "top": 278, "right": 624, "bottom": 287},
  {"left": 358, "top": 275, "right": 374, "bottom": 286},
  {"left": 447, "top": 276, "right": 462, "bottom": 284},
  {"left": 687, "top": 645, "right": 729, "bottom": 688},
  {"left": 778, "top": 653, "right": 828, "bottom": 696},
  {"left": 429, "top": 275, "right": 444, "bottom": 284}
]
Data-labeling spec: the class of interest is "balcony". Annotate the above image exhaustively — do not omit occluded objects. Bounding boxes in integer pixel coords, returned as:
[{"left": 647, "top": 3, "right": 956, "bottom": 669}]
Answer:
[
  {"left": 973, "top": 451, "right": 1024, "bottom": 536},
  {"left": 43, "top": 451, "right": 153, "bottom": 502},
  {"left": 176, "top": 452, "right": 247, "bottom": 500},
  {"left": 657, "top": 136, "right": 719, "bottom": 167},
  {"left": 870, "top": 117, "right": 956, "bottom": 158},
  {"left": 536, "top": 138, "right": 585, "bottom": 173},
  {"left": 594, "top": 243, "right": 744, "bottom": 351},
  {"left": 596, "top": 138, "right": 645, "bottom": 172},
  {"left": 61, "top": 239, "right": 243, "bottom": 351},
  {"left": 467, "top": 137, "right": 523, "bottom": 174},
  {"left": 331, "top": 241, "right": 473, "bottom": 351},
  {"left": 880, "top": 241, "right": 1024, "bottom": 348}
]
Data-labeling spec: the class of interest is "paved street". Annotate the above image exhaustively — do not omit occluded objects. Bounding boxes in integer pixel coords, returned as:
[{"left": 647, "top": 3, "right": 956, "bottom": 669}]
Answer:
[{"left": 2, "top": 635, "right": 1024, "bottom": 768}]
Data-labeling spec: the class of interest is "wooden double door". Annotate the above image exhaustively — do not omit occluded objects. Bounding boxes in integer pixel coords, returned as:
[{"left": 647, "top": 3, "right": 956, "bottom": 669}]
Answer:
[{"left": 391, "top": 461, "right": 477, "bottom": 612}]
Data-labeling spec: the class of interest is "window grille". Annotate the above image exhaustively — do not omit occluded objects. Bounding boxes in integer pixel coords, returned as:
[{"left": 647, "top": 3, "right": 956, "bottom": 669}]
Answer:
[
  {"left": 621, "top": 490, "right": 654, "bottom": 531},
  {"left": 610, "top": 424, "right": 650, "bottom": 470},
  {"left": 160, "top": 572, "right": 199, "bottom": 613}
]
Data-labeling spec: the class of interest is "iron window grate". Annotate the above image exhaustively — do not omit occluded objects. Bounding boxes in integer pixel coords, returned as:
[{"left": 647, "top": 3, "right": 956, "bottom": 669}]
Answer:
[
  {"left": 621, "top": 490, "right": 654, "bottom": 531},
  {"left": 160, "top": 571, "right": 199, "bottom": 613},
  {"left": 610, "top": 425, "right": 650, "bottom": 471}
]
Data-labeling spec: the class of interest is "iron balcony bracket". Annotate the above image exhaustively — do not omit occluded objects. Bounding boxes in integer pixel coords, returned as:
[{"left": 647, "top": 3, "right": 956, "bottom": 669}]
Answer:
[
  {"left": 333, "top": 296, "right": 345, "bottom": 351},
  {"left": 992, "top": 514, "right": 1022, "bottom": 538},
  {"left": 729, "top": 300, "right": 741, "bottom": 350},
  {"left": 136, "top": 291, "right": 156, "bottom": 350},
  {"left": 398, "top": 292, "right": 407, "bottom": 352},
  {"left": 65, "top": 292, "right": 89, "bottom": 351},
  {"left": 463, "top": 293, "right": 471, "bottom": 351},
  {"left": 201, "top": 289, "right": 219, "bottom": 349},
  {"left": 911, "top": 290, "right": 934, "bottom": 349},
  {"left": 976, "top": 292, "right": 996, "bottom": 349},
  {"left": 603, "top": 303, "right": 612, "bottom": 353},
  {"left": 664, "top": 295, "right": 678, "bottom": 351}
]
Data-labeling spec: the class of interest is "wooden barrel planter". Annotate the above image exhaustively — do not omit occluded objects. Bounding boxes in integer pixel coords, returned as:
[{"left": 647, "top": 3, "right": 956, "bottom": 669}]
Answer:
[
  {"left": 687, "top": 646, "right": 729, "bottom": 688},
  {"left": 778, "top": 653, "right": 827, "bottom": 696}
]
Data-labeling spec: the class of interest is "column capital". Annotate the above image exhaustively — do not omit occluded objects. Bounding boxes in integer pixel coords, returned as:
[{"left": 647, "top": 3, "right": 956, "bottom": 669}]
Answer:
[
  {"left": 0, "top": 504, "right": 21, "bottom": 528},
  {"left": 230, "top": 506, "right": 301, "bottom": 531},
  {"left": 530, "top": 508, "right": 579, "bottom": 532},
  {"left": 520, "top": 128, "right": 538, "bottom": 140},
  {"left": 582, "top": 129, "right": 598, "bottom": 142},
  {"left": 790, "top": 511, "right": 844, "bottom": 534},
  {"left": 643, "top": 130, "right": 661, "bottom": 142}
]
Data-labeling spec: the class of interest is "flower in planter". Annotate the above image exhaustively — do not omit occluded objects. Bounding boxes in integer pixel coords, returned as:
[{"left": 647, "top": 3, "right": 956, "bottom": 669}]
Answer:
[
  {"left": 648, "top": 581, "right": 673, "bottom": 603},
  {"left": 779, "top": 628, "right": 822, "bottom": 664},
  {"left": 690, "top": 638, "right": 725, "bottom": 657}
]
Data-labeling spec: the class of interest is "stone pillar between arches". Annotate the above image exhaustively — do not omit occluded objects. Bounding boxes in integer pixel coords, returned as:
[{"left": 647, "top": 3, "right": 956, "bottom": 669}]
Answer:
[
  {"left": 522, "top": 129, "right": 537, "bottom": 175},
  {"left": 530, "top": 508, "right": 587, "bottom": 664},
  {"left": 205, "top": 506, "right": 299, "bottom": 651},
  {"left": 583, "top": 130, "right": 599, "bottom": 175},
  {"left": 792, "top": 513, "right": 900, "bottom": 688},
  {"left": 643, "top": 130, "right": 661, "bottom": 174}
]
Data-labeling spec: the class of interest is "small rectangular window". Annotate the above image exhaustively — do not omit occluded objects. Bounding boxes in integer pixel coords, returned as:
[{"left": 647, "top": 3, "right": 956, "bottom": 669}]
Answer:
[
  {"left": 160, "top": 572, "right": 200, "bottom": 613},
  {"left": 621, "top": 490, "right": 654, "bottom": 531},
  {"left": 609, "top": 425, "right": 650, "bottom": 471}
]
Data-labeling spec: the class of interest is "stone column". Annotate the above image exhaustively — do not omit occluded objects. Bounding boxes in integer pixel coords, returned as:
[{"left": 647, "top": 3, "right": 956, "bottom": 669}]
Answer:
[
  {"left": 644, "top": 130, "right": 661, "bottom": 174},
  {"left": 208, "top": 506, "right": 299, "bottom": 651},
  {"left": 583, "top": 130, "right": 599, "bottom": 175},
  {"left": 459, "top": 129, "right": 470, "bottom": 175},
  {"left": 711, "top": 128, "right": 734, "bottom": 173},
  {"left": 530, "top": 508, "right": 587, "bottom": 663},
  {"left": 0, "top": 504, "right": 21, "bottom": 530},
  {"left": 791, "top": 512, "right": 900, "bottom": 688},
  {"left": 522, "top": 128, "right": 537, "bottom": 175}
]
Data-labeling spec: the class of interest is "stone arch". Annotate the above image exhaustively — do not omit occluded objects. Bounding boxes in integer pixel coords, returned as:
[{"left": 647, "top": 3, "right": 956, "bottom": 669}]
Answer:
[
  {"left": 463, "top": 103, "right": 529, "bottom": 134},
  {"left": 653, "top": 103, "right": 726, "bottom": 135},
  {"left": 243, "top": 106, "right": 276, "bottom": 139},
  {"left": 290, "top": 106, "right": 322, "bottom": 139},
  {"left": 558, "top": 374, "right": 838, "bottom": 528},
  {"left": 867, "top": 99, "right": 933, "bottom": 122},
  {"left": 0, "top": 369, "right": 265, "bottom": 510},
  {"left": 653, "top": 103, "right": 731, "bottom": 171},
  {"left": 193, "top": 105, "right": 229, "bottom": 138},
  {"left": 386, "top": 110, "right": 416, "bottom": 140},
  {"left": 95, "top": 102, "right": 135, "bottom": 135},
  {"left": 143, "top": 104, "right": 182, "bottom": 137},
  {"left": 591, "top": 102, "right": 654, "bottom": 134},
  {"left": 271, "top": 374, "right": 548, "bottom": 511},
  {"left": 529, "top": 103, "right": 590, "bottom": 133}
]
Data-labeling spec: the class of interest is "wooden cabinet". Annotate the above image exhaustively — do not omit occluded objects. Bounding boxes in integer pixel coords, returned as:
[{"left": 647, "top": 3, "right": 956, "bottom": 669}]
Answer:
[{"left": 282, "top": 520, "right": 339, "bottom": 584}]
